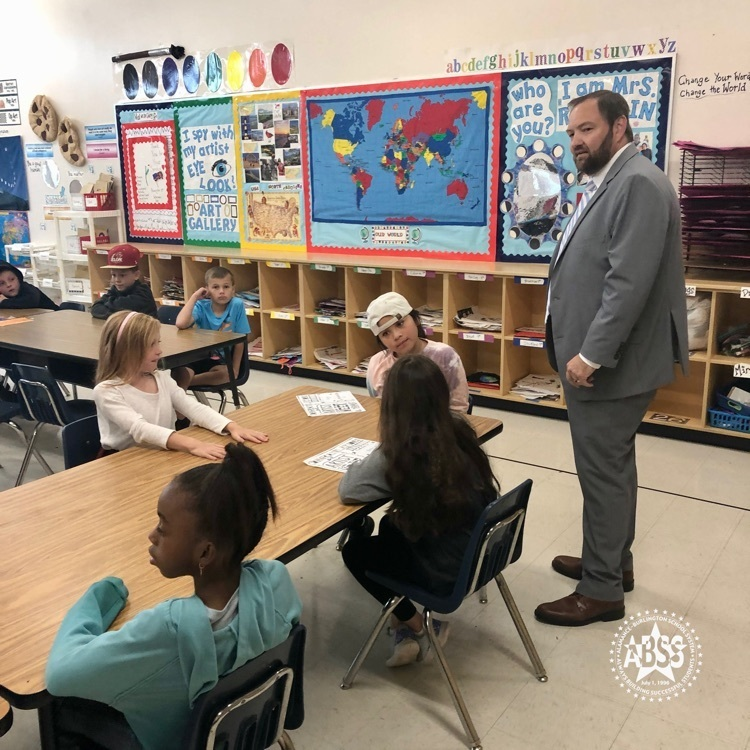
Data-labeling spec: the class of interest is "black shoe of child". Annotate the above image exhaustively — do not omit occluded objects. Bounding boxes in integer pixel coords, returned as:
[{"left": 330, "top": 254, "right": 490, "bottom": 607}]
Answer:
[
  {"left": 175, "top": 417, "right": 191, "bottom": 431},
  {"left": 349, "top": 516, "right": 375, "bottom": 539}
]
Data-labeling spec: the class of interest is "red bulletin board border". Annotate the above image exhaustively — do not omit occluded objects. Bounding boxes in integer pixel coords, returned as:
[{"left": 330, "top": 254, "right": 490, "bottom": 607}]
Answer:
[
  {"left": 121, "top": 121, "right": 183, "bottom": 241},
  {"left": 301, "top": 74, "right": 502, "bottom": 262}
]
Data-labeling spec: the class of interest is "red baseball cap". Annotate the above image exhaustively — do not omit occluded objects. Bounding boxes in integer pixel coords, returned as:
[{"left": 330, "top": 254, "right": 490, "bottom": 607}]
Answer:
[{"left": 102, "top": 244, "right": 142, "bottom": 269}]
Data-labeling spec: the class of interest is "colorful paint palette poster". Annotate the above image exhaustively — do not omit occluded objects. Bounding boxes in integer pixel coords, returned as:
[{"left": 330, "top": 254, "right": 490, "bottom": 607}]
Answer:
[
  {"left": 175, "top": 99, "right": 239, "bottom": 246},
  {"left": 498, "top": 57, "right": 673, "bottom": 262},
  {"left": 116, "top": 103, "right": 183, "bottom": 243},
  {"left": 234, "top": 92, "right": 305, "bottom": 250},
  {"left": 302, "top": 75, "right": 501, "bottom": 261}
]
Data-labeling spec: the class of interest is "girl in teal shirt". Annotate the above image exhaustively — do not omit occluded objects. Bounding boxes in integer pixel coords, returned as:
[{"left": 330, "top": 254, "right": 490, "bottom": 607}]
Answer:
[{"left": 45, "top": 443, "right": 302, "bottom": 750}]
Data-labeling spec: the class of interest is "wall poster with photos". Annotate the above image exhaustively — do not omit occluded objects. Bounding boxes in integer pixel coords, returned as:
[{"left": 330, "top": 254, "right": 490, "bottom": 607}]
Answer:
[{"left": 233, "top": 92, "right": 305, "bottom": 250}]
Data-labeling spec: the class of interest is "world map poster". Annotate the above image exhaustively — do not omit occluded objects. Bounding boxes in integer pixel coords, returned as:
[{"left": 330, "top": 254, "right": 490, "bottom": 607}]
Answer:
[
  {"left": 302, "top": 75, "right": 501, "bottom": 261},
  {"left": 498, "top": 57, "right": 673, "bottom": 262}
]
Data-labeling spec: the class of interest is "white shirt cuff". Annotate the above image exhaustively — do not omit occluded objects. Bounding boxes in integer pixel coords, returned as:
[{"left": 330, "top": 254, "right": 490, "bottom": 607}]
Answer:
[{"left": 579, "top": 352, "right": 601, "bottom": 369}]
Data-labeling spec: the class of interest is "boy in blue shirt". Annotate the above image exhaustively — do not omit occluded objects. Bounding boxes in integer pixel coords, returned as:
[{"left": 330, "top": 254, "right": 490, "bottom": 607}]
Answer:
[{"left": 174, "top": 267, "right": 250, "bottom": 388}]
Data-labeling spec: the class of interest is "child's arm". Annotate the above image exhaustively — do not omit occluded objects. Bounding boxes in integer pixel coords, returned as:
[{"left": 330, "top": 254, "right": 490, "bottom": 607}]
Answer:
[
  {"left": 45, "top": 578, "right": 172, "bottom": 704},
  {"left": 167, "top": 378, "right": 268, "bottom": 445},
  {"left": 175, "top": 288, "right": 207, "bottom": 329},
  {"left": 338, "top": 447, "right": 391, "bottom": 504},
  {"left": 443, "top": 347, "right": 470, "bottom": 413}
]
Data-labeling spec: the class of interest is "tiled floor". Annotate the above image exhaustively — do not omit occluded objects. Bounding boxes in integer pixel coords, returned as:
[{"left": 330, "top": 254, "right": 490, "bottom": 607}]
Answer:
[{"left": 1, "top": 370, "right": 748, "bottom": 749}]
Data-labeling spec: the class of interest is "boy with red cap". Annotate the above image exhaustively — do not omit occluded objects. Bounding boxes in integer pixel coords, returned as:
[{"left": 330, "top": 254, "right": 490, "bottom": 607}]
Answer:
[{"left": 91, "top": 244, "right": 157, "bottom": 319}]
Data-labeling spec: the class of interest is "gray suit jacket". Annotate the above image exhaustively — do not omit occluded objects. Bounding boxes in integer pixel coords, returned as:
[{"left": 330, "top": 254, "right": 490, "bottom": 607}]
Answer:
[{"left": 547, "top": 144, "right": 689, "bottom": 401}]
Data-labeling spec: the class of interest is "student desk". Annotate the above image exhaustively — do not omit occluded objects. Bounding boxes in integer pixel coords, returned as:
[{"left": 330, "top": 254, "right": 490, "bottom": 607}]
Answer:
[
  {"left": 0, "top": 309, "right": 246, "bottom": 403},
  {"left": 0, "top": 308, "right": 53, "bottom": 319},
  {"left": 0, "top": 386, "right": 502, "bottom": 740}
]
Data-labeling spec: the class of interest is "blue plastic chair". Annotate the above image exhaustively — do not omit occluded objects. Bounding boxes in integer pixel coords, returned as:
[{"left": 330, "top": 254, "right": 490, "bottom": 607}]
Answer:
[
  {"left": 11, "top": 364, "right": 96, "bottom": 486},
  {"left": 61, "top": 415, "right": 101, "bottom": 470},
  {"left": 183, "top": 623, "right": 306, "bottom": 750},
  {"left": 340, "top": 480, "right": 547, "bottom": 750}
]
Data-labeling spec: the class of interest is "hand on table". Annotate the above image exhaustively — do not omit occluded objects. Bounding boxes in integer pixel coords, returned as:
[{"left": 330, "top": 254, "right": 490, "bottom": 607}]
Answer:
[
  {"left": 226, "top": 422, "right": 269, "bottom": 444},
  {"left": 189, "top": 441, "right": 227, "bottom": 460},
  {"left": 565, "top": 354, "right": 595, "bottom": 388}
]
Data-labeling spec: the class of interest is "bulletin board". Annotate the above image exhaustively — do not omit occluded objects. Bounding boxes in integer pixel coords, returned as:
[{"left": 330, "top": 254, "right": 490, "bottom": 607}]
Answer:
[
  {"left": 116, "top": 103, "right": 184, "bottom": 243},
  {"left": 302, "top": 75, "right": 502, "bottom": 261},
  {"left": 174, "top": 98, "right": 239, "bottom": 246},
  {"left": 233, "top": 91, "right": 305, "bottom": 251},
  {"left": 498, "top": 56, "right": 674, "bottom": 262}
]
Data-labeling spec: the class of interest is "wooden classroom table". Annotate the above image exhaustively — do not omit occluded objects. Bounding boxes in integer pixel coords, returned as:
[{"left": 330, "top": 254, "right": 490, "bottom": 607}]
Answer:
[
  {"left": 0, "top": 386, "right": 502, "bottom": 730},
  {"left": 0, "top": 309, "right": 246, "bottom": 402},
  {"left": 0, "top": 308, "right": 53, "bottom": 319}
]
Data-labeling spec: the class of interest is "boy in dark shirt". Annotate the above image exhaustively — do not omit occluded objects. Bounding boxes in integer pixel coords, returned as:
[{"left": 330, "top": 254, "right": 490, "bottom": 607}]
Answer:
[
  {"left": 91, "top": 244, "right": 157, "bottom": 319},
  {"left": 0, "top": 263, "right": 59, "bottom": 311}
]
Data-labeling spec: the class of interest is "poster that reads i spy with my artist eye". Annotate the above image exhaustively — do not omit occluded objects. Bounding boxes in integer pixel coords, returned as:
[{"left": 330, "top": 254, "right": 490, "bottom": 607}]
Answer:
[
  {"left": 498, "top": 56, "right": 673, "bottom": 263},
  {"left": 174, "top": 98, "right": 240, "bottom": 246},
  {"left": 233, "top": 91, "right": 305, "bottom": 251}
]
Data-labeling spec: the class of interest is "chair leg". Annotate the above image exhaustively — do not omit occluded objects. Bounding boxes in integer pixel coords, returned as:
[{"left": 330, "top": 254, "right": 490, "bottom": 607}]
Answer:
[
  {"left": 6, "top": 420, "right": 54, "bottom": 476},
  {"left": 424, "top": 610, "right": 483, "bottom": 750},
  {"left": 340, "top": 595, "right": 403, "bottom": 689},
  {"left": 335, "top": 529, "right": 350, "bottom": 551},
  {"left": 15, "top": 423, "right": 45, "bottom": 487},
  {"left": 478, "top": 585, "right": 488, "bottom": 604},
  {"left": 277, "top": 730, "right": 295, "bottom": 750},
  {"left": 239, "top": 391, "right": 249, "bottom": 407},
  {"left": 495, "top": 573, "right": 548, "bottom": 682},
  {"left": 192, "top": 390, "right": 211, "bottom": 406},
  {"left": 217, "top": 391, "right": 227, "bottom": 415}
]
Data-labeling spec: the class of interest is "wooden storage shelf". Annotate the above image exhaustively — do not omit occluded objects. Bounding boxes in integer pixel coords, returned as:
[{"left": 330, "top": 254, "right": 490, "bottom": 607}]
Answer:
[{"left": 83, "top": 244, "right": 750, "bottom": 446}]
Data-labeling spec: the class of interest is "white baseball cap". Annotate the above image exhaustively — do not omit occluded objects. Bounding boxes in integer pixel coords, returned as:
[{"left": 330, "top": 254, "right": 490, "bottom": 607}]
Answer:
[{"left": 366, "top": 292, "right": 414, "bottom": 336}]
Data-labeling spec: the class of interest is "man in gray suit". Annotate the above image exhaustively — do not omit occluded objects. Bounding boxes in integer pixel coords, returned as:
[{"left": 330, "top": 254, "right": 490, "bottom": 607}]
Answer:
[{"left": 535, "top": 90, "right": 689, "bottom": 627}]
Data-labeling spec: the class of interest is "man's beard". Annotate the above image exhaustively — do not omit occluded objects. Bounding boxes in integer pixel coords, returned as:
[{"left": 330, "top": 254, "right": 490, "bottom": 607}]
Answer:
[{"left": 574, "top": 127, "right": 614, "bottom": 176}]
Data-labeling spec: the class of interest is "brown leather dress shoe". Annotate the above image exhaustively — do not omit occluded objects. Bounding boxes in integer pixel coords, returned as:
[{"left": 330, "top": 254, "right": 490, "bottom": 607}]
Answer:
[
  {"left": 551, "top": 555, "right": 635, "bottom": 593},
  {"left": 534, "top": 593, "right": 625, "bottom": 626}
]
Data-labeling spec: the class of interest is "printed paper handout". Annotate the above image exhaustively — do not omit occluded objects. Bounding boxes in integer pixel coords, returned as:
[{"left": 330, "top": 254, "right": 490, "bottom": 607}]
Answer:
[
  {"left": 304, "top": 437, "right": 379, "bottom": 473},
  {"left": 296, "top": 390, "right": 365, "bottom": 417}
]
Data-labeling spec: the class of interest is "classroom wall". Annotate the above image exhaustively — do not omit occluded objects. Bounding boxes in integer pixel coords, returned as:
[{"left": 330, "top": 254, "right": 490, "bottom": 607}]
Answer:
[{"left": 2, "top": 0, "right": 748, "bottom": 245}]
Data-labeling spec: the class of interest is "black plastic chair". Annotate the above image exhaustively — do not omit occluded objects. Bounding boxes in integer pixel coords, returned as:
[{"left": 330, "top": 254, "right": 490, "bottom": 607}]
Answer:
[
  {"left": 158, "top": 305, "right": 249, "bottom": 413},
  {"left": 157, "top": 304, "right": 182, "bottom": 325},
  {"left": 183, "top": 623, "right": 306, "bottom": 750},
  {"left": 340, "top": 480, "right": 547, "bottom": 750},
  {"left": 61, "top": 415, "right": 101, "bottom": 470},
  {"left": 58, "top": 301, "right": 86, "bottom": 312},
  {"left": 11, "top": 364, "right": 97, "bottom": 486},
  {"left": 191, "top": 338, "right": 250, "bottom": 414}
]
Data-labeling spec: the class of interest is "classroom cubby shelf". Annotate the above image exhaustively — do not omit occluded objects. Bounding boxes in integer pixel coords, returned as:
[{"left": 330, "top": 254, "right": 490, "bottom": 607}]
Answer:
[{"left": 86, "top": 243, "right": 750, "bottom": 448}]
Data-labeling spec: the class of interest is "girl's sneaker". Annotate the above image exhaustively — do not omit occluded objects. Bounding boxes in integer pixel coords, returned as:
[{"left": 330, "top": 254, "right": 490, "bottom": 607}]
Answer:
[
  {"left": 385, "top": 627, "right": 420, "bottom": 667},
  {"left": 415, "top": 619, "right": 451, "bottom": 662}
]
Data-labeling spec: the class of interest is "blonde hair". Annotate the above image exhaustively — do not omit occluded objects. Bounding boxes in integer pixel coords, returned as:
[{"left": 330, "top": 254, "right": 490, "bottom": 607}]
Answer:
[
  {"left": 205, "top": 266, "right": 234, "bottom": 285},
  {"left": 96, "top": 310, "right": 161, "bottom": 384}
]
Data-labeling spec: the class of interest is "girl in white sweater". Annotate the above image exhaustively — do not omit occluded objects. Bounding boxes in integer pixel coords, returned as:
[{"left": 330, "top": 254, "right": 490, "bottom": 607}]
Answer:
[{"left": 94, "top": 310, "right": 267, "bottom": 459}]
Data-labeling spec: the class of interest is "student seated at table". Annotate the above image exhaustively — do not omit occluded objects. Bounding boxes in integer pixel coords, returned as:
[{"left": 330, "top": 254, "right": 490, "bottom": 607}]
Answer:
[
  {"left": 45, "top": 442, "right": 302, "bottom": 750},
  {"left": 365, "top": 291, "right": 469, "bottom": 413},
  {"left": 94, "top": 310, "right": 267, "bottom": 459},
  {"left": 172, "top": 266, "right": 249, "bottom": 390},
  {"left": 91, "top": 244, "right": 157, "bottom": 320},
  {"left": 339, "top": 354, "right": 499, "bottom": 667},
  {"left": 0, "top": 262, "right": 58, "bottom": 310}
]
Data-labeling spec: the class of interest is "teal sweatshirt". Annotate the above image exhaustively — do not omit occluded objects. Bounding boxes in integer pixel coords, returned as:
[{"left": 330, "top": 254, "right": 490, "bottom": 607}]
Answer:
[{"left": 45, "top": 560, "right": 302, "bottom": 750}]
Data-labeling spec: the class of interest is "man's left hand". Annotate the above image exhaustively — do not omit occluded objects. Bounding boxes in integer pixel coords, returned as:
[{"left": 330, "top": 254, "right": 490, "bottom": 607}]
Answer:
[{"left": 566, "top": 355, "right": 595, "bottom": 388}]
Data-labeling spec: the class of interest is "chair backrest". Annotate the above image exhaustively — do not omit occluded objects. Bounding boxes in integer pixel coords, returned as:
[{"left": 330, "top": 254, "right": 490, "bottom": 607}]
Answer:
[
  {"left": 192, "top": 338, "right": 251, "bottom": 392},
  {"left": 61, "top": 415, "right": 101, "bottom": 469},
  {"left": 442, "top": 480, "right": 533, "bottom": 612},
  {"left": 11, "top": 363, "right": 76, "bottom": 427},
  {"left": 157, "top": 305, "right": 182, "bottom": 325},
  {"left": 183, "top": 623, "right": 306, "bottom": 750},
  {"left": 58, "top": 301, "right": 86, "bottom": 312}
]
